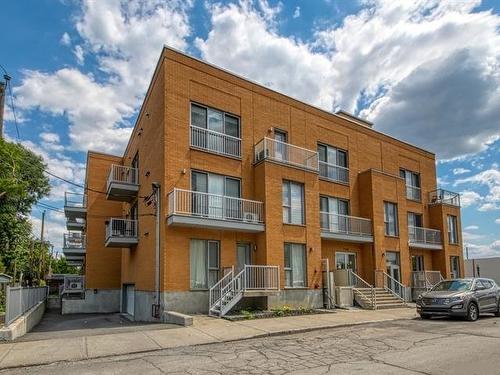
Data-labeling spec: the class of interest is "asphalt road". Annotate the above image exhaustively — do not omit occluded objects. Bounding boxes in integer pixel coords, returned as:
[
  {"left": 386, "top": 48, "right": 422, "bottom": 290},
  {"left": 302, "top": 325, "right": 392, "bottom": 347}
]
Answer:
[{"left": 4, "top": 316, "right": 500, "bottom": 374}]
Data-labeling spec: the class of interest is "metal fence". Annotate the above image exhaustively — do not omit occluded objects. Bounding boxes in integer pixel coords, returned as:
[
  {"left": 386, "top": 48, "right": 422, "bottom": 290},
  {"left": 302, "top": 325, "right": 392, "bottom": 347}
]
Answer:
[
  {"left": 5, "top": 286, "right": 48, "bottom": 326},
  {"left": 254, "top": 137, "right": 319, "bottom": 172},
  {"left": 319, "top": 161, "right": 349, "bottom": 183},
  {"left": 190, "top": 125, "right": 242, "bottom": 158}
]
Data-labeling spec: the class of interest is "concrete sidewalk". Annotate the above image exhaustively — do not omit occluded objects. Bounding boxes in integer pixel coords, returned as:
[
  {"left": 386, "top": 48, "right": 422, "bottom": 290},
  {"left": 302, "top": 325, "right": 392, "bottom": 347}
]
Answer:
[{"left": 0, "top": 308, "right": 417, "bottom": 370}]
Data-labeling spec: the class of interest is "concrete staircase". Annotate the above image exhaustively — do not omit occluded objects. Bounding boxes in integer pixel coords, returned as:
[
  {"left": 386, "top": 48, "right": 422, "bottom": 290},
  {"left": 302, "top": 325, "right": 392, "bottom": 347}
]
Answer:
[{"left": 354, "top": 288, "right": 406, "bottom": 310}]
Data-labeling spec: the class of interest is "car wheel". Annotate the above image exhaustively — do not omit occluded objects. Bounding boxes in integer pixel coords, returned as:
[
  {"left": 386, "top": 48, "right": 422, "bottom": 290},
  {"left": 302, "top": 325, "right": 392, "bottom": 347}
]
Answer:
[
  {"left": 467, "top": 302, "right": 479, "bottom": 321},
  {"left": 420, "top": 314, "right": 431, "bottom": 320}
]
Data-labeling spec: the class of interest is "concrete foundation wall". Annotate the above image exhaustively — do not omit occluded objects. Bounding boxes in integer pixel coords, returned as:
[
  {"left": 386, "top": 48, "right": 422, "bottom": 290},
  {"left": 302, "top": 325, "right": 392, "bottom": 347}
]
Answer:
[
  {"left": 62, "top": 289, "right": 120, "bottom": 314},
  {"left": 163, "top": 291, "right": 209, "bottom": 314},
  {"left": 335, "top": 287, "right": 354, "bottom": 308},
  {"left": 267, "top": 289, "right": 323, "bottom": 309},
  {"left": 0, "top": 301, "right": 45, "bottom": 341},
  {"left": 133, "top": 290, "right": 157, "bottom": 322}
]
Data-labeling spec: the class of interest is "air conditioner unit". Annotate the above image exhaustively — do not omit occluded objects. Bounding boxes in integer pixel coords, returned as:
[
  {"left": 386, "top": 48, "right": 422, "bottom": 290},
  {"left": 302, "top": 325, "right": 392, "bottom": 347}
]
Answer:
[
  {"left": 69, "top": 281, "right": 83, "bottom": 290},
  {"left": 243, "top": 212, "right": 259, "bottom": 222}
]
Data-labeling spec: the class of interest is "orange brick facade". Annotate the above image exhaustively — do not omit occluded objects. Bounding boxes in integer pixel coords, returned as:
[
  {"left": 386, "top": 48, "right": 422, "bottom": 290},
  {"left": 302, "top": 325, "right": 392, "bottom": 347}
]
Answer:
[{"left": 79, "top": 47, "right": 464, "bottom": 318}]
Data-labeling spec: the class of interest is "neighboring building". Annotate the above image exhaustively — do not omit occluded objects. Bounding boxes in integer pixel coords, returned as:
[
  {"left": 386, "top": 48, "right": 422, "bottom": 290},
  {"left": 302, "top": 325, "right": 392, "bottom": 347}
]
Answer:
[
  {"left": 62, "top": 47, "right": 464, "bottom": 321},
  {"left": 465, "top": 258, "right": 500, "bottom": 285}
]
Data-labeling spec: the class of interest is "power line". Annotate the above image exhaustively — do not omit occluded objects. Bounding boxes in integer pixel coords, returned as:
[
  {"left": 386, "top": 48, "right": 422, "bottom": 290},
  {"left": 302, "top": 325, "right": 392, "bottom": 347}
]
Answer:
[{"left": 6, "top": 79, "right": 20, "bottom": 140}]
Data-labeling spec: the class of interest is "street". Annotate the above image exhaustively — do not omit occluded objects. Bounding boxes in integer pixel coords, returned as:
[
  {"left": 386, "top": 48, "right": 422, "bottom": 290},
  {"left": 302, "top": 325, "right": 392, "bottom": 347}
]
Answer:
[{"left": 4, "top": 316, "right": 500, "bottom": 374}]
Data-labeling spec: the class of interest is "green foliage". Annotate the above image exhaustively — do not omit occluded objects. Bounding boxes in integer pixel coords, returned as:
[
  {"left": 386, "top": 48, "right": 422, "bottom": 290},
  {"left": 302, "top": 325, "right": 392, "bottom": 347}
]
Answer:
[
  {"left": 240, "top": 309, "right": 256, "bottom": 320},
  {"left": 51, "top": 256, "right": 78, "bottom": 275},
  {"left": 0, "top": 139, "right": 51, "bottom": 284}
]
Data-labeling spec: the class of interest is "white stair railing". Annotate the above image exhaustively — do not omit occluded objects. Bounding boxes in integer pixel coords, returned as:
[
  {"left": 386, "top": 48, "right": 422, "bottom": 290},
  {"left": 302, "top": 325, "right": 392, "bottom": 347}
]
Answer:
[
  {"left": 375, "top": 270, "right": 407, "bottom": 302},
  {"left": 349, "top": 269, "right": 376, "bottom": 310},
  {"left": 209, "top": 270, "right": 234, "bottom": 316}
]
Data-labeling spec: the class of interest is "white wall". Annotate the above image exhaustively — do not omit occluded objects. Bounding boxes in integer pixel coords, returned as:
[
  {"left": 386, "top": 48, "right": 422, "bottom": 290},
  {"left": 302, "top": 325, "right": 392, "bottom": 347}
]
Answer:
[{"left": 465, "top": 258, "right": 500, "bottom": 285}]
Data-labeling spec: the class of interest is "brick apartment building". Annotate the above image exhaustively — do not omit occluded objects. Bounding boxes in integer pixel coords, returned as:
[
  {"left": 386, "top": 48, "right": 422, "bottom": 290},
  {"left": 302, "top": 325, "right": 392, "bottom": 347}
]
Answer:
[{"left": 62, "top": 47, "right": 463, "bottom": 321}]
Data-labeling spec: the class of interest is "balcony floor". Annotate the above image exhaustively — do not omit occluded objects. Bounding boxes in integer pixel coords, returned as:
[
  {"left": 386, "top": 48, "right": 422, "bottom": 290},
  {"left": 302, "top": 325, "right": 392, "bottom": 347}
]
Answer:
[
  {"left": 167, "top": 214, "right": 265, "bottom": 233},
  {"left": 321, "top": 231, "right": 374, "bottom": 243},
  {"left": 64, "top": 207, "right": 87, "bottom": 220},
  {"left": 409, "top": 242, "right": 443, "bottom": 250},
  {"left": 105, "top": 237, "right": 139, "bottom": 248},
  {"left": 66, "top": 222, "right": 85, "bottom": 231},
  {"left": 106, "top": 182, "right": 139, "bottom": 202},
  {"left": 63, "top": 248, "right": 86, "bottom": 256}
]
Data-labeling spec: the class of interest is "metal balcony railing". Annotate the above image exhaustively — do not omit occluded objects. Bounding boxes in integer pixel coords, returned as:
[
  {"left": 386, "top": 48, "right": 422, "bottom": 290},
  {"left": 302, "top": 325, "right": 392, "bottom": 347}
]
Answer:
[
  {"left": 107, "top": 164, "right": 139, "bottom": 186},
  {"left": 64, "top": 192, "right": 86, "bottom": 208},
  {"left": 429, "top": 189, "right": 460, "bottom": 206},
  {"left": 190, "top": 125, "right": 241, "bottom": 158},
  {"left": 408, "top": 226, "right": 442, "bottom": 246},
  {"left": 411, "top": 271, "right": 444, "bottom": 289},
  {"left": 105, "top": 218, "right": 138, "bottom": 241},
  {"left": 406, "top": 185, "right": 421, "bottom": 201},
  {"left": 63, "top": 233, "right": 86, "bottom": 249},
  {"left": 168, "top": 188, "right": 264, "bottom": 223},
  {"left": 254, "top": 137, "right": 318, "bottom": 172},
  {"left": 320, "top": 212, "right": 372, "bottom": 237},
  {"left": 319, "top": 161, "right": 349, "bottom": 183}
]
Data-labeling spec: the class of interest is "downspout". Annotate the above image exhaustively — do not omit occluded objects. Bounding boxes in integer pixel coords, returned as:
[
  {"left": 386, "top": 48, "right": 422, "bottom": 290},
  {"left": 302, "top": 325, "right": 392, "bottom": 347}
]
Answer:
[{"left": 152, "top": 182, "right": 161, "bottom": 318}]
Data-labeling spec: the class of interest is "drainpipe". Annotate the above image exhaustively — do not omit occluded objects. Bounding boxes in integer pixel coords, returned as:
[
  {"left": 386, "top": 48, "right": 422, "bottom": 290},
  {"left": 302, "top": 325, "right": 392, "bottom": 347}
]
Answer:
[{"left": 152, "top": 182, "right": 161, "bottom": 318}]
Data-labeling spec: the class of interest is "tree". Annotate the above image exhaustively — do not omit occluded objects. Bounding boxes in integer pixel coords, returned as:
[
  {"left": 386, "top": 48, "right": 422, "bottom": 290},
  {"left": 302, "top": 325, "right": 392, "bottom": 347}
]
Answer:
[
  {"left": 50, "top": 256, "right": 78, "bottom": 275},
  {"left": 0, "top": 139, "right": 50, "bottom": 283}
]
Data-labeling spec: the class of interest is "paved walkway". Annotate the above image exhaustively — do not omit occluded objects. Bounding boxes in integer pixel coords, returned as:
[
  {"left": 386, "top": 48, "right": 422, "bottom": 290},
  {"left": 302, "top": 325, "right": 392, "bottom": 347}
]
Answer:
[{"left": 0, "top": 308, "right": 416, "bottom": 370}]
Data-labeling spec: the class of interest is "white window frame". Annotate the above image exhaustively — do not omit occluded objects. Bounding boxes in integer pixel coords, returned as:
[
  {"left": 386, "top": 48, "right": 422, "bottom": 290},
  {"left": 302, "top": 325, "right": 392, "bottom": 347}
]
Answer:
[
  {"left": 384, "top": 201, "right": 399, "bottom": 237},
  {"left": 447, "top": 215, "right": 458, "bottom": 244},
  {"left": 190, "top": 239, "right": 220, "bottom": 290},
  {"left": 282, "top": 180, "right": 305, "bottom": 225},
  {"left": 284, "top": 243, "right": 307, "bottom": 288}
]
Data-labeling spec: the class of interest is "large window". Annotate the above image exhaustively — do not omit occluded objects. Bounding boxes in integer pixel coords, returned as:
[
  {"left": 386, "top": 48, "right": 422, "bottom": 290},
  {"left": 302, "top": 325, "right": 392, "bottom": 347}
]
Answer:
[
  {"left": 384, "top": 202, "right": 399, "bottom": 236},
  {"left": 400, "top": 169, "right": 421, "bottom": 201},
  {"left": 407, "top": 212, "right": 422, "bottom": 241},
  {"left": 190, "top": 103, "right": 241, "bottom": 157},
  {"left": 282, "top": 180, "right": 305, "bottom": 225},
  {"left": 320, "top": 196, "right": 349, "bottom": 233},
  {"left": 318, "top": 143, "right": 348, "bottom": 183},
  {"left": 284, "top": 243, "right": 307, "bottom": 288},
  {"left": 190, "top": 240, "right": 220, "bottom": 289},
  {"left": 447, "top": 215, "right": 458, "bottom": 244}
]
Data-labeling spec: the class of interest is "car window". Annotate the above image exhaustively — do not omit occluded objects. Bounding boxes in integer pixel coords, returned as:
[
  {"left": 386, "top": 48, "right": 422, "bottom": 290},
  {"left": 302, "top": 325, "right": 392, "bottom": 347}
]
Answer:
[
  {"left": 481, "top": 280, "right": 493, "bottom": 289},
  {"left": 432, "top": 280, "right": 472, "bottom": 291}
]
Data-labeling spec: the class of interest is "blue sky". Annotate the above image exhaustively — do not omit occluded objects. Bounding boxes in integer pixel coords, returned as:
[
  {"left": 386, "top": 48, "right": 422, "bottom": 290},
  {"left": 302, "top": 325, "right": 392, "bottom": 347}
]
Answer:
[{"left": 1, "top": 0, "right": 499, "bottom": 257}]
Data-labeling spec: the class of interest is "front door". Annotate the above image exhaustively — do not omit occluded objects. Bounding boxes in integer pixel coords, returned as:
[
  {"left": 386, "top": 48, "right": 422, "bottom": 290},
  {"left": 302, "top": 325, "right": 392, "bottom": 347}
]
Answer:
[
  {"left": 125, "top": 284, "right": 135, "bottom": 317},
  {"left": 336, "top": 252, "right": 357, "bottom": 285},
  {"left": 386, "top": 251, "right": 401, "bottom": 294},
  {"left": 450, "top": 256, "right": 460, "bottom": 278},
  {"left": 236, "top": 243, "right": 252, "bottom": 272},
  {"left": 274, "top": 129, "right": 288, "bottom": 161}
]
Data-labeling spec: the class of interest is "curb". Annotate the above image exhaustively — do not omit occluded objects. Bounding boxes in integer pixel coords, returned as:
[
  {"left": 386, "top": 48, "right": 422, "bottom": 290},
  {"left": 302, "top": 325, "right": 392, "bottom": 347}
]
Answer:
[{"left": 0, "top": 315, "right": 416, "bottom": 371}]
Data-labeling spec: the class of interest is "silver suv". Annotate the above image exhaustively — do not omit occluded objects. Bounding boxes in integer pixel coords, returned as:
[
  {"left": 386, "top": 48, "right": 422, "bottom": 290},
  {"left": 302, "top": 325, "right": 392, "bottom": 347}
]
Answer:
[{"left": 416, "top": 278, "right": 500, "bottom": 321}]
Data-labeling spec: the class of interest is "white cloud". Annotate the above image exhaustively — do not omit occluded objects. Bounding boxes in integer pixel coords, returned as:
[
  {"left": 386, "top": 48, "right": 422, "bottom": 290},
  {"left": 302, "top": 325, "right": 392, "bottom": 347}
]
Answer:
[
  {"left": 292, "top": 6, "right": 300, "bottom": 19},
  {"left": 14, "top": 0, "right": 193, "bottom": 154},
  {"left": 73, "top": 45, "right": 85, "bottom": 65},
  {"left": 197, "top": 0, "right": 500, "bottom": 160},
  {"left": 462, "top": 231, "right": 485, "bottom": 241},
  {"left": 466, "top": 240, "right": 500, "bottom": 259},
  {"left": 31, "top": 210, "right": 67, "bottom": 254},
  {"left": 453, "top": 168, "right": 471, "bottom": 175},
  {"left": 60, "top": 32, "right": 71, "bottom": 46},
  {"left": 459, "top": 190, "right": 482, "bottom": 208},
  {"left": 495, "top": 218, "right": 500, "bottom": 224},
  {"left": 455, "top": 168, "right": 500, "bottom": 211},
  {"left": 464, "top": 225, "right": 479, "bottom": 230}
]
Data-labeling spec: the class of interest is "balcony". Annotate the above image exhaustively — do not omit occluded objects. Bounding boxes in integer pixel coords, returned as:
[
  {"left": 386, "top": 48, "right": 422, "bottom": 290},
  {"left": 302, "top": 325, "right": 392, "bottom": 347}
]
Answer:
[
  {"left": 405, "top": 185, "right": 421, "bottom": 202},
  {"left": 320, "top": 212, "right": 373, "bottom": 243},
  {"left": 62, "top": 233, "right": 86, "bottom": 256},
  {"left": 254, "top": 137, "right": 318, "bottom": 172},
  {"left": 319, "top": 161, "right": 349, "bottom": 184},
  {"left": 408, "top": 226, "right": 442, "bottom": 250},
  {"left": 65, "top": 255, "right": 85, "bottom": 265},
  {"left": 190, "top": 125, "right": 241, "bottom": 158},
  {"left": 66, "top": 218, "right": 85, "bottom": 231},
  {"left": 105, "top": 218, "right": 139, "bottom": 247},
  {"left": 429, "top": 189, "right": 460, "bottom": 206},
  {"left": 106, "top": 164, "right": 139, "bottom": 202},
  {"left": 64, "top": 192, "right": 86, "bottom": 220},
  {"left": 167, "top": 188, "right": 265, "bottom": 232}
]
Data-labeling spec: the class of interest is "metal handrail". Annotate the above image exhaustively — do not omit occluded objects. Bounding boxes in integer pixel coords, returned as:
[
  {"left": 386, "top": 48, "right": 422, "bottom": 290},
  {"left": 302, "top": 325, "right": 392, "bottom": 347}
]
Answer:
[
  {"left": 209, "top": 270, "right": 234, "bottom": 314},
  {"left": 244, "top": 265, "right": 279, "bottom": 290},
  {"left": 429, "top": 189, "right": 460, "bottom": 206},
  {"left": 406, "top": 185, "right": 421, "bottom": 201},
  {"left": 320, "top": 212, "right": 372, "bottom": 237},
  {"left": 63, "top": 233, "right": 86, "bottom": 249},
  {"left": 190, "top": 125, "right": 242, "bottom": 158},
  {"left": 318, "top": 160, "right": 349, "bottom": 183},
  {"left": 349, "top": 269, "right": 376, "bottom": 309},
  {"left": 107, "top": 164, "right": 139, "bottom": 186},
  {"left": 254, "top": 137, "right": 319, "bottom": 172},
  {"left": 105, "top": 218, "right": 138, "bottom": 240},
  {"left": 408, "top": 226, "right": 442, "bottom": 245},
  {"left": 375, "top": 270, "right": 406, "bottom": 302},
  {"left": 64, "top": 192, "right": 86, "bottom": 208}
]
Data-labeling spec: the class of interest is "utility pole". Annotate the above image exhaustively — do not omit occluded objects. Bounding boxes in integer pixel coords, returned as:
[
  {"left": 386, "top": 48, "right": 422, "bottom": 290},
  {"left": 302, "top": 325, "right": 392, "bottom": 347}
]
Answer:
[
  {"left": 39, "top": 210, "right": 46, "bottom": 284},
  {"left": 0, "top": 74, "right": 10, "bottom": 140}
]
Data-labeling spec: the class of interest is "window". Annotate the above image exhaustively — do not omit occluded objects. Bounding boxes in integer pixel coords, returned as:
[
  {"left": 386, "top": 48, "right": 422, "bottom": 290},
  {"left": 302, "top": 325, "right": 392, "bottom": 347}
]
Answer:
[
  {"left": 407, "top": 212, "right": 422, "bottom": 241},
  {"left": 190, "top": 240, "right": 220, "bottom": 289},
  {"left": 190, "top": 103, "right": 241, "bottom": 157},
  {"left": 320, "top": 196, "right": 349, "bottom": 232},
  {"left": 191, "top": 171, "right": 241, "bottom": 219},
  {"left": 318, "top": 144, "right": 348, "bottom": 183},
  {"left": 400, "top": 169, "right": 421, "bottom": 201},
  {"left": 284, "top": 243, "right": 307, "bottom": 288},
  {"left": 411, "top": 255, "right": 425, "bottom": 271},
  {"left": 384, "top": 202, "right": 399, "bottom": 236},
  {"left": 282, "top": 180, "right": 305, "bottom": 225},
  {"left": 450, "top": 256, "right": 460, "bottom": 278},
  {"left": 447, "top": 215, "right": 458, "bottom": 244}
]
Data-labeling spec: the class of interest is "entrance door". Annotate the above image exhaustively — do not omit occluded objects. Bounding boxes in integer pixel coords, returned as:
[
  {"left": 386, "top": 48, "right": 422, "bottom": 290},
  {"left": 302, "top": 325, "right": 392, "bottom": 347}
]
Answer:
[
  {"left": 237, "top": 243, "right": 252, "bottom": 272},
  {"left": 125, "top": 284, "right": 135, "bottom": 316},
  {"left": 386, "top": 251, "right": 401, "bottom": 294},
  {"left": 335, "top": 252, "right": 357, "bottom": 285},
  {"left": 274, "top": 129, "right": 288, "bottom": 161},
  {"left": 450, "top": 256, "right": 460, "bottom": 278}
]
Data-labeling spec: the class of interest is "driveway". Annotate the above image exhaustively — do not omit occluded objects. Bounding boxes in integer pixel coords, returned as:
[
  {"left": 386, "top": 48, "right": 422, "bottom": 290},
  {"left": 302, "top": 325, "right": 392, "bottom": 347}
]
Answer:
[
  {"left": 5, "top": 314, "right": 500, "bottom": 374},
  {"left": 17, "top": 309, "right": 175, "bottom": 342}
]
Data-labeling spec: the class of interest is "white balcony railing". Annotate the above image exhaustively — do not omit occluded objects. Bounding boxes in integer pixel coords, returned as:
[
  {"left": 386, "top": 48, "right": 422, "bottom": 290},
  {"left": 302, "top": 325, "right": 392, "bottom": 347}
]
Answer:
[
  {"left": 254, "top": 137, "right": 318, "bottom": 172},
  {"left": 429, "top": 189, "right": 460, "bottom": 206},
  {"left": 107, "top": 164, "right": 139, "bottom": 186},
  {"left": 406, "top": 185, "right": 421, "bottom": 201},
  {"left": 320, "top": 212, "right": 372, "bottom": 237},
  {"left": 190, "top": 125, "right": 241, "bottom": 158},
  {"left": 105, "top": 218, "right": 138, "bottom": 241},
  {"left": 63, "top": 233, "right": 86, "bottom": 249},
  {"left": 64, "top": 192, "right": 86, "bottom": 208},
  {"left": 244, "top": 265, "right": 280, "bottom": 290},
  {"left": 319, "top": 161, "right": 349, "bottom": 183},
  {"left": 408, "top": 226, "right": 442, "bottom": 246},
  {"left": 168, "top": 188, "right": 264, "bottom": 224},
  {"left": 411, "top": 271, "right": 444, "bottom": 289}
]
